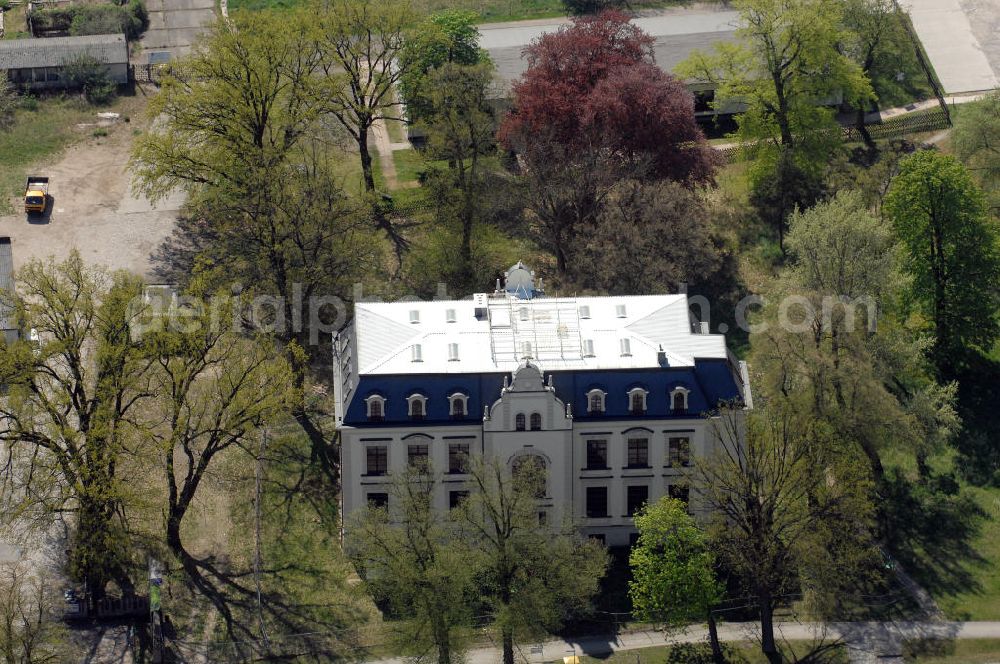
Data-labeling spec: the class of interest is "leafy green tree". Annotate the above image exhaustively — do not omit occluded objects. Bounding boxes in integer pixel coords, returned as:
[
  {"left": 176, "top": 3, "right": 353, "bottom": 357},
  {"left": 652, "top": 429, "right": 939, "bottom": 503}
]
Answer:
[
  {"left": 347, "top": 469, "right": 474, "bottom": 664},
  {"left": 678, "top": 0, "right": 872, "bottom": 180},
  {"left": 133, "top": 16, "right": 380, "bottom": 482},
  {"left": 842, "top": 0, "right": 900, "bottom": 147},
  {"left": 883, "top": 150, "right": 1000, "bottom": 373},
  {"left": 61, "top": 55, "right": 116, "bottom": 105},
  {"left": 695, "top": 406, "right": 876, "bottom": 664},
  {"left": 130, "top": 11, "right": 326, "bottom": 202},
  {"left": 0, "top": 563, "right": 71, "bottom": 664},
  {"left": 398, "top": 10, "right": 488, "bottom": 123},
  {"left": 628, "top": 497, "right": 721, "bottom": 627},
  {"left": 455, "top": 457, "right": 608, "bottom": 664},
  {"left": 952, "top": 90, "right": 1000, "bottom": 213},
  {"left": 419, "top": 61, "right": 499, "bottom": 291},
  {"left": 141, "top": 285, "right": 294, "bottom": 588},
  {"left": 757, "top": 191, "right": 958, "bottom": 483},
  {"left": 0, "top": 253, "right": 149, "bottom": 603},
  {"left": 316, "top": 0, "right": 415, "bottom": 196}
]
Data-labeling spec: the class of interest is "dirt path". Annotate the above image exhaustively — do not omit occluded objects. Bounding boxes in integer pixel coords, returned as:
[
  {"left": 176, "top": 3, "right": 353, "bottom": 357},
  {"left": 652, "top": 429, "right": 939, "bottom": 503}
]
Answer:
[{"left": 0, "top": 107, "right": 181, "bottom": 280}]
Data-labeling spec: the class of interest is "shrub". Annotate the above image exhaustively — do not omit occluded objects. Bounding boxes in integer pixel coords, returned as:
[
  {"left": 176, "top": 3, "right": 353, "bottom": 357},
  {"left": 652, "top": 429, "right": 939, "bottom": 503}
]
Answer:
[
  {"left": 0, "top": 78, "right": 17, "bottom": 130},
  {"left": 30, "top": 0, "right": 148, "bottom": 39},
  {"left": 62, "top": 55, "right": 117, "bottom": 105}
]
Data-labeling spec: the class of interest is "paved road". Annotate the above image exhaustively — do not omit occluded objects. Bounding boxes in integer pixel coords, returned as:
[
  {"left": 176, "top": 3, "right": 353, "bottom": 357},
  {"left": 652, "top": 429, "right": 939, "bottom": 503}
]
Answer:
[
  {"left": 364, "top": 621, "right": 1000, "bottom": 664},
  {"left": 136, "top": 0, "right": 216, "bottom": 63},
  {"left": 903, "top": 0, "right": 1000, "bottom": 94}
]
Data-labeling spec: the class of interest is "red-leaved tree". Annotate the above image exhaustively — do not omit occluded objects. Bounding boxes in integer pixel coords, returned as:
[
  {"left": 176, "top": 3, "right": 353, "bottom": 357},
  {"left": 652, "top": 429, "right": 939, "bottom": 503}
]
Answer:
[
  {"left": 498, "top": 11, "right": 718, "bottom": 272},
  {"left": 498, "top": 10, "right": 716, "bottom": 184}
]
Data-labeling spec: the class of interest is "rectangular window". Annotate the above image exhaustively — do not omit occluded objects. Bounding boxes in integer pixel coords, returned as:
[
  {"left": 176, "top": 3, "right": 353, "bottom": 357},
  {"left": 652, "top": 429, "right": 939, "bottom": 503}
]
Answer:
[
  {"left": 367, "top": 492, "right": 389, "bottom": 509},
  {"left": 668, "top": 437, "right": 691, "bottom": 467},
  {"left": 627, "top": 485, "right": 649, "bottom": 516},
  {"left": 449, "top": 490, "right": 469, "bottom": 509},
  {"left": 669, "top": 484, "right": 690, "bottom": 506},
  {"left": 448, "top": 443, "right": 470, "bottom": 474},
  {"left": 407, "top": 444, "right": 429, "bottom": 470},
  {"left": 586, "top": 440, "right": 608, "bottom": 469},
  {"left": 582, "top": 339, "right": 595, "bottom": 357},
  {"left": 448, "top": 343, "right": 459, "bottom": 361},
  {"left": 627, "top": 438, "right": 649, "bottom": 468},
  {"left": 586, "top": 486, "right": 608, "bottom": 518},
  {"left": 366, "top": 446, "right": 387, "bottom": 476}
]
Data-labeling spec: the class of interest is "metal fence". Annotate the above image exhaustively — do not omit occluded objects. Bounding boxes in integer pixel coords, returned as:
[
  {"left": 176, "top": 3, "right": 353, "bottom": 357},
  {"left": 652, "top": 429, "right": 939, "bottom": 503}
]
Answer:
[{"left": 716, "top": 107, "right": 952, "bottom": 163}]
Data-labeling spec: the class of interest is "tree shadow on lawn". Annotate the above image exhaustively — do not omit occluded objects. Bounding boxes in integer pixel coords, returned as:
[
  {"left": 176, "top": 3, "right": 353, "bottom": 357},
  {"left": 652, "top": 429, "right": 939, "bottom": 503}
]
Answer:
[{"left": 880, "top": 469, "right": 988, "bottom": 609}]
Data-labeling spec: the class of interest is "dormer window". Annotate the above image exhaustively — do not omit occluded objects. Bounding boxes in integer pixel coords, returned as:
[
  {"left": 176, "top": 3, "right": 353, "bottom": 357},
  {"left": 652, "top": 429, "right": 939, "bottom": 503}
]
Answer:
[
  {"left": 407, "top": 394, "right": 427, "bottom": 420},
  {"left": 521, "top": 341, "right": 533, "bottom": 359},
  {"left": 582, "top": 339, "right": 595, "bottom": 357},
  {"left": 579, "top": 305, "right": 591, "bottom": 319},
  {"left": 616, "top": 304, "right": 627, "bottom": 318},
  {"left": 628, "top": 388, "right": 647, "bottom": 416},
  {"left": 365, "top": 395, "right": 386, "bottom": 422},
  {"left": 411, "top": 344, "right": 423, "bottom": 362},
  {"left": 619, "top": 338, "right": 631, "bottom": 357},
  {"left": 515, "top": 413, "right": 526, "bottom": 431},
  {"left": 587, "top": 389, "right": 606, "bottom": 414},
  {"left": 446, "top": 308, "right": 456, "bottom": 323},
  {"left": 448, "top": 343, "right": 460, "bottom": 361},
  {"left": 409, "top": 309, "right": 420, "bottom": 324},
  {"left": 449, "top": 393, "right": 468, "bottom": 418},
  {"left": 671, "top": 387, "right": 690, "bottom": 413},
  {"left": 530, "top": 413, "right": 542, "bottom": 430}
]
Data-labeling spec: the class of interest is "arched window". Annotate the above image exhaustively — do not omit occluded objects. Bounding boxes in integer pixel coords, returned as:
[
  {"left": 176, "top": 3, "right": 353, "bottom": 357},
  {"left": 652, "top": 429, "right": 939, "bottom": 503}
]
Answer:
[
  {"left": 512, "top": 455, "right": 546, "bottom": 498},
  {"left": 407, "top": 394, "right": 427, "bottom": 420},
  {"left": 365, "top": 395, "right": 385, "bottom": 421},
  {"left": 515, "top": 413, "right": 526, "bottom": 431},
  {"left": 671, "top": 387, "right": 689, "bottom": 413},
  {"left": 587, "top": 389, "right": 605, "bottom": 414},
  {"left": 530, "top": 413, "right": 542, "bottom": 431},
  {"left": 449, "top": 393, "right": 468, "bottom": 418},
  {"left": 628, "top": 388, "right": 647, "bottom": 415}
]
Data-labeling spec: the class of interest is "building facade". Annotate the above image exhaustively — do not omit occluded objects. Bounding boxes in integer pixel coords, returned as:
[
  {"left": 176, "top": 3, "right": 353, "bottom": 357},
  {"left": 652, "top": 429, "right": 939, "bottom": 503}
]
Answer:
[{"left": 334, "top": 263, "right": 751, "bottom": 546}]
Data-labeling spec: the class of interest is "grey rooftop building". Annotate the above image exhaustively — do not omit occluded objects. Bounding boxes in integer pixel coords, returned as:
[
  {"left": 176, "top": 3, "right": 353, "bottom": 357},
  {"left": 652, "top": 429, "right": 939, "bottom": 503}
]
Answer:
[{"left": 0, "top": 34, "right": 129, "bottom": 90}]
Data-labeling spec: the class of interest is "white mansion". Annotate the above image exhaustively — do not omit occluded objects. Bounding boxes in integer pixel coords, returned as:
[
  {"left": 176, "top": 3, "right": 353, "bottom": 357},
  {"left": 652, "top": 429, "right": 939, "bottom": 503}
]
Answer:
[{"left": 333, "top": 263, "right": 752, "bottom": 546}]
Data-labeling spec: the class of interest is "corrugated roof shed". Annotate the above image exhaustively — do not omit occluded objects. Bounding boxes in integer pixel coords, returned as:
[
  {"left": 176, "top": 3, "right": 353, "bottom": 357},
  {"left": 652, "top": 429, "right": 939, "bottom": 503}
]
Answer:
[{"left": 0, "top": 33, "right": 128, "bottom": 70}]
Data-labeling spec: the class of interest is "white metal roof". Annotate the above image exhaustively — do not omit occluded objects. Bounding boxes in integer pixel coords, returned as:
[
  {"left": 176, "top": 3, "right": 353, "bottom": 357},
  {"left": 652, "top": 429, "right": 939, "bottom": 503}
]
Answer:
[{"left": 352, "top": 293, "right": 728, "bottom": 376}]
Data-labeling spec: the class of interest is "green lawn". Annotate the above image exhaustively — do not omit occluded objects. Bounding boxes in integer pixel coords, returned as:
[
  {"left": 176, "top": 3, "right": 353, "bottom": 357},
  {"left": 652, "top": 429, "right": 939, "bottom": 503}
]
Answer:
[
  {"left": 391, "top": 148, "right": 427, "bottom": 186},
  {"left": 580, "top": 640, "right": 848, "bottom": 664},
  {"left": 904, "top": 638, "right": 1000, "bottom": 663},
  {"left": 935, "top": 485, "right": 1000, "bottom": 620}
]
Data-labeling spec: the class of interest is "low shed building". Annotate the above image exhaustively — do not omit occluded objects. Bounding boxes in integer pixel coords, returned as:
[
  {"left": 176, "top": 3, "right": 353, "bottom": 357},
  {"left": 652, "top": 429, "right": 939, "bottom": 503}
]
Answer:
[{"left": 0, "top": 33, "right": 128, "bottom": 90}]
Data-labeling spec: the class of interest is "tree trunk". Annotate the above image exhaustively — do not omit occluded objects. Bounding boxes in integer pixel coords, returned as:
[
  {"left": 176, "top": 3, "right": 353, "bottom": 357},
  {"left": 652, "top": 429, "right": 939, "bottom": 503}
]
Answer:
[
  {"left": 758, "top": 592, "right": 781, "bottom": 664},
  {"left": 855, "top": 104, "right": 875, "bottom": 150},
  {"left": 358, "top": 128, "right": 376, "bottom": 193},
  {"left": 502, "top": 627, "right": 514, "bottom": 664},
  {"left": 432, "top": 613, "right": 452, "bottom": 664},
  {"left": 708, "top": 610, "right": 725, "bottom": 664}
]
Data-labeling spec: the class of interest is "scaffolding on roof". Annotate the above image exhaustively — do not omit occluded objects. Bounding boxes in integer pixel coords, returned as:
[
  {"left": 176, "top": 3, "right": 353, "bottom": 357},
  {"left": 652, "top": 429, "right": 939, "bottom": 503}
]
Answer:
[{"left": 487, "top": 295, "right": 583, "bottom": 365}]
